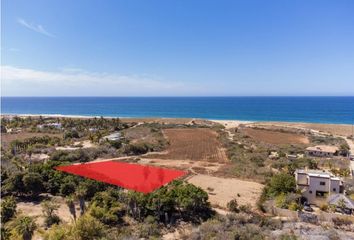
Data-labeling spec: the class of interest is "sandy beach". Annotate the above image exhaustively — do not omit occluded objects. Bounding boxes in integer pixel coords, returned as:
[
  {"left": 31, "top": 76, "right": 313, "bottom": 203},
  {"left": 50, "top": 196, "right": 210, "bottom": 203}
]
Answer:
[{"left": 3, "top": 114, "right": 353, "bottom": 136}]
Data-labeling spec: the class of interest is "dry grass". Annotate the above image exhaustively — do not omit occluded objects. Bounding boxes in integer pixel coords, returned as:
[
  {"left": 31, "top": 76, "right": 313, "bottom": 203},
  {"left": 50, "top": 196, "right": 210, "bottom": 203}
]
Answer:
[
  {"left": 147, "top": 128, "right": 228, "bottom": 163},
  {"left": 138, "top": 158, "right": 224, "bottom": 175},
  {"left": 123, "top": 127, "right": 153, "bottom": 141},
  {"left": 254, "top": 122, "right": 354, "bottom": 137},
  {"left": 188, "top": 174, "right": 264, "bottom": 208},
  {"left": 242, "top": 127, "right": 309, "bottom": 145},
  {"left": 122, "top": 126, "right": 164, "bottom": 145}
]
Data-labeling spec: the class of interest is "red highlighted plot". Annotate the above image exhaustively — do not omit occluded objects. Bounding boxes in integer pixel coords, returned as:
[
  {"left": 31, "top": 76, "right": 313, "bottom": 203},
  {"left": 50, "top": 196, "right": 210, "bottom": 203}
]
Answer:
[{"left": 55, "top": 161, "right": 187, "bottom": 193}]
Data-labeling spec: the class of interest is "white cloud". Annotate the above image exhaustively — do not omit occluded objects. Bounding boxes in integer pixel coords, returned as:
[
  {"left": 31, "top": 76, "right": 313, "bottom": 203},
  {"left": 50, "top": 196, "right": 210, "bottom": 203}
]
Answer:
[
  {"left": 8, "top": 48, "right": 20, "bottom": 52},
  {"left": 17, "top": 18, "right": 55, "bottom": 38},
  {"left": 1, "top": 65, "right": 195, "bottom": 96}
]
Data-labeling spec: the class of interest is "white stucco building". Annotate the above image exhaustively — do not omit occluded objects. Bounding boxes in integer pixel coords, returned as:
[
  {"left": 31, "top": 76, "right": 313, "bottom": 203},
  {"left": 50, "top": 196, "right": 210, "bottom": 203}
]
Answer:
[
  {"left": 100, "top": 132, "right": 122, "bottom": 142},
  {"left": 295, "top": 169, "right": 344, "bottom": 205},
  {"left": 305, "top": 145, "right": 338, "bottom": 157},
  {"left": 37, "top": 122, "right": 62, "bottom": 129}
]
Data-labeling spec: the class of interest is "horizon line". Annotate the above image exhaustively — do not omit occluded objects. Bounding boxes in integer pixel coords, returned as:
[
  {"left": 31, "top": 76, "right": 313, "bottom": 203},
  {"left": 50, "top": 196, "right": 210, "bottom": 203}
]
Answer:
[{"left": 2, "top": 95, "right": 354, "bottom": 98}]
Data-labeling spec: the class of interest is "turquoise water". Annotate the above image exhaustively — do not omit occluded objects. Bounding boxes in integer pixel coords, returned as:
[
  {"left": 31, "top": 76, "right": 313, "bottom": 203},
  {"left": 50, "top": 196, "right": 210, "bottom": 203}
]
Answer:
[{"left": 1, "top": 97, "right": 354, "bottom": 124}]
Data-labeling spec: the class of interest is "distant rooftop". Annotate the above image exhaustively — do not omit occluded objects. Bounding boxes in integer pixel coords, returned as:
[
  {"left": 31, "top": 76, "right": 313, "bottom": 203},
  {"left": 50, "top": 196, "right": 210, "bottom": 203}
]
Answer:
[
  {"left": 102, "top": 132, "right": 122, "bottom": 141},
  {"left": 37, "top": 122, "right": 62, "bottom": 128},
  {"left": 306, "top": 145, "right": 338, "bottom": 153}
]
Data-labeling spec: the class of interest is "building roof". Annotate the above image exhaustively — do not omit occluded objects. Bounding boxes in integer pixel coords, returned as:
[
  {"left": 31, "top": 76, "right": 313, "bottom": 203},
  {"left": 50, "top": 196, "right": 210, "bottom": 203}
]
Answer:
[
  {"left": 328, "top": 194, "right": 354, "bottom": 209},
  {"left": 38, "top": 123, "right": 62, "bottom": 128},
  {"left": 102, "top": 132, "right": 122, "bottom": 141},
  {"left": 295, "top": 169, "right": 340, "bottom": 180},
  {"left": 306, "top": 145, "right": 338, "bottom": 153}
]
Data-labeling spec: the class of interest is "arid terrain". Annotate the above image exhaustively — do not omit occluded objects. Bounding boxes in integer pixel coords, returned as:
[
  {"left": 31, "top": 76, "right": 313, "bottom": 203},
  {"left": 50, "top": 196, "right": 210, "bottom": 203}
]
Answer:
[
  {"left": 242, "top": 127, "right": 310, "bottom": 145},
  {"left": 1, "top": 132, "right": 62, "bottom": 150},
  {"left": 188, "top": 174, "right": 263, "bottom": 208},
  {"left": 141, "top": 127, "right": 261, "bottom": 208},
  {"left": 16, "top": 196, "right": 78, "bottom": 226},
  {"left": 2, "top": 115, "right": 354, "bottom": 240},
  {"left": 254, "top": 121, "right": 354, "bottom": 137},
  {"left": 147, "top": 128, "right": 228, "bottom": 163}
]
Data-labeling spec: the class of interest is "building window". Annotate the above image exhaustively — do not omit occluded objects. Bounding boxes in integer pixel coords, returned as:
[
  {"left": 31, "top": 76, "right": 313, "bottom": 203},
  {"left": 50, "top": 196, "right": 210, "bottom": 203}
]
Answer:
[
  {"left": 309, "top": 190, "right": 313, "bottom": 194},
  {"left": 333, "top": 188, "right": 336, "bottom": 192},
  {"left": 316, "top": 191, "right": 326, "bottom": 197},
  {"left": 320, "top": 182, "right": 326, "bottom": 186}
]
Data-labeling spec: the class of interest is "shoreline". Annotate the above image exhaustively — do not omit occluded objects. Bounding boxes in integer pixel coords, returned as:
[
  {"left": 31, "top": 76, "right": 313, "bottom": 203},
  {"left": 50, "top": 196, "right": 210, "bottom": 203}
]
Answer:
[
  {"left": 1, "top": 113, "right": 353, "bottom": 126},
  {"left": 2, "top": 113, "right": 353, "bottom": 140}
]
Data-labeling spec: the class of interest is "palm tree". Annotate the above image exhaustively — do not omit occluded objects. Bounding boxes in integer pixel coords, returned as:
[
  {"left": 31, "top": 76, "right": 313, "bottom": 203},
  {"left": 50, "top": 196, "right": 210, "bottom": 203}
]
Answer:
[
  {"left": 65, "top": 195, "right": 77, "bottom": 221},
  {"left": 75, "top": 187, "right": 87, "bottom": 216},
  {"left": 27, "top": 146, "right": 34, "bottom": 165},
  {"left": 9, "top": 215, "right": 37, "bottom": 240}
]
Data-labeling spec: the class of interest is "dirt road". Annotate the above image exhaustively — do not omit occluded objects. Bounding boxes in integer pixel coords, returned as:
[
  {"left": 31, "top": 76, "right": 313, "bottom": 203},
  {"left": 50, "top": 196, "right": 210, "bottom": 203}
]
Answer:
[{"left": 343, "top": 138, "right": 354, "bottom": 176}]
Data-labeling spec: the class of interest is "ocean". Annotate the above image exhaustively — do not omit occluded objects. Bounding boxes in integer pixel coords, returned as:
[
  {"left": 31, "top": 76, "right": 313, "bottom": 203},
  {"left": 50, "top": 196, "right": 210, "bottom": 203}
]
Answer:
[{"left": 1, "top": 97, "right": 354, "bottom": 124}]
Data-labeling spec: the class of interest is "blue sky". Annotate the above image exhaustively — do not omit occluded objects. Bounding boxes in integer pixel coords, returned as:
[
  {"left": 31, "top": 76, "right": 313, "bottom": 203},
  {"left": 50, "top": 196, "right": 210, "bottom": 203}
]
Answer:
[{"left": 2, "top": 0, "right": 354, "bottom": 96}]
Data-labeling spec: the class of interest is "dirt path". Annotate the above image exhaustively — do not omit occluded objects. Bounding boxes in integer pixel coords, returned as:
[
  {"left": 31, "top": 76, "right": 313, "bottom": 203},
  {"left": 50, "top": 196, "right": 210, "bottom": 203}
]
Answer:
[
  {"left": 342, "top": 137, "right": 354, "bottom": 176},
  {"left": 138, "top": 158, "right": 224, "bottom": 175},
  {"left": 56, "top": 140, "right": 97, "bottom": 151}
]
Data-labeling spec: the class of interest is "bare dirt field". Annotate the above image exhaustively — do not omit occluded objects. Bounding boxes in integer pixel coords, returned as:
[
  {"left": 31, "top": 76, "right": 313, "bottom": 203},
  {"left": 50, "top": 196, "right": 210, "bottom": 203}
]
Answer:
[
  {"left": 1, "top": 132, "right": 62, "bottom": 150},
  {"left": 16, "top": 195, "right": 78, "bottom": 227},
  {"left": 55, "top": 140, "right": 97, "bottom": 151},
  {"left": 254, "top": 122, "right": 354, "bottom": 137},
  {"left": 123, "top": 126, "right": 158, "bottom": 143},
  {"left": 242, "top": 127, "right": 309, "bottom": 145},
  {"left": 138, "top": 158, "right": 224, "bottom": 175},
  {"left": 146, "top": 128, "right": 228, "bottom": 163},
  {"left": 187, "top": 174, "right": 264, "bottom": 208}
]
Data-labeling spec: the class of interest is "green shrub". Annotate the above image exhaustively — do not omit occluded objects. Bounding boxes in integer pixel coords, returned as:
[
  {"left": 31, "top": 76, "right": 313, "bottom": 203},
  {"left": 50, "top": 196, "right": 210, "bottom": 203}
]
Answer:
[
  {"left": 22, "top": 172, "right": 44, "bottom": 197},
  {"left": 64, "top": 130, "right": 80, "bottom": 139},
  {"left": 266, "top": 173, "right": 296, "bottom": 197},
  {"left": 1, "top": 196, "right": 17, "bottom": 223},
  {"left": 71, "top": 214, "right": 105, "bottom": 240},
  {"left": 88, "top": 190, "right": 124, "bottom": 225},
  {"left": 227, "top": 199, "right": 239, "bottom": 212},
  {"left": 43, "top": 224, "right": 69, "bottom": 240},
  {"left": 279, "top": 233, "right": 298, "bottom": 240},
  {"left": 239, "top": 204, "right": 252, "bottom": 213},
  {"left": 288, "top": 202, "right": 301, "bottom": 211},
  {"left": 275, "top": 193, "right": 288, "bottom": 208},
  {"left": 41, "top": 200, "right": 61, "bottom": 227},
  {"left": 44, "top": 214, "right": 61, "bottom": 227},
  {"left": 137, "top": 216, "right": 161, "bottom": 238},
  {"left": 275, "top": 193, "right": 301, "bottom": 210},
  {"left": 320, "top": 204, "right": 329, "bottom": 212},
  {"left": 50, "top": 150, "right": 90, "bottom": 162},
  {"left": 124, "top": 142, "right": 152, "bottom": 155},
  {"left": 60, "top": 181, "right": 76, "bottom": 196}
]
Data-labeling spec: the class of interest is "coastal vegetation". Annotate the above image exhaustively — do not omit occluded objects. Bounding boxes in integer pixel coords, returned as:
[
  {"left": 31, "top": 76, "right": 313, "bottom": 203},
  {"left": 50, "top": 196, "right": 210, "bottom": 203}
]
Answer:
[{"left": 1, "top": 116, "right": 354, "bottom": 239}]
